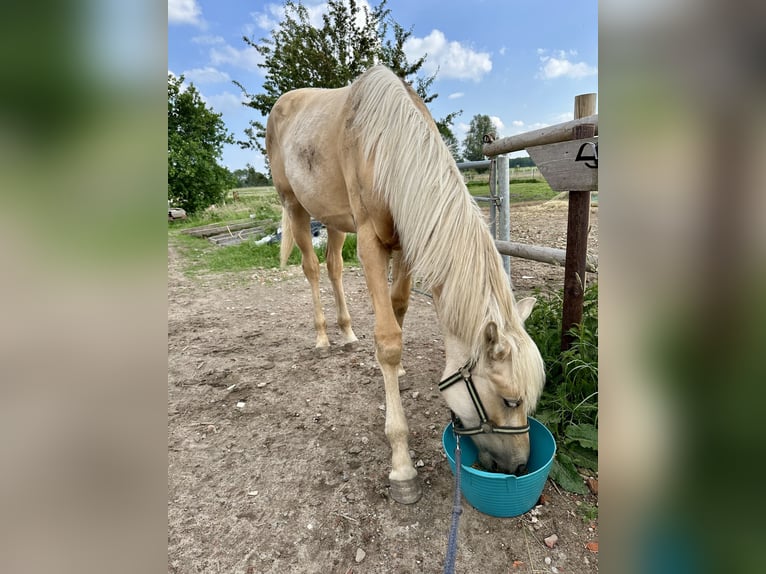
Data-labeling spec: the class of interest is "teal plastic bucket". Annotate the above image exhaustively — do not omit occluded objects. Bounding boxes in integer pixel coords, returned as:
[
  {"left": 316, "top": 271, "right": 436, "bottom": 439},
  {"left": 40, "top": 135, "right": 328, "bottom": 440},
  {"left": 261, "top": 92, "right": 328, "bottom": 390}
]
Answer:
[{"left": 442, "top": 417, "right": 556, "bottom": 517}]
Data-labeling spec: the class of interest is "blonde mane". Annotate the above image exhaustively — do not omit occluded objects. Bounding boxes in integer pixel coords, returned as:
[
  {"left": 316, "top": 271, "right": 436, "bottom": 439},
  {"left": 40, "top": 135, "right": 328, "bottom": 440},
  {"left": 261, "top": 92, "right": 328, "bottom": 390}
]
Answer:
[{"left": 349, "top": 65, "right": 525, "bottom": 360}]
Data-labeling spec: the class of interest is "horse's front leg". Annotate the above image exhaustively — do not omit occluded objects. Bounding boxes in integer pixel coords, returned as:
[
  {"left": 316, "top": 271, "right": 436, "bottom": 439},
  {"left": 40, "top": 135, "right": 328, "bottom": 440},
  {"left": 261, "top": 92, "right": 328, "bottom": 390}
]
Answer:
[
  {"left": 390, "top": 249, "right": 412, "bottom": 378},
  {"left": 358, "top": 225, "right": 421, "bottom": 504}
]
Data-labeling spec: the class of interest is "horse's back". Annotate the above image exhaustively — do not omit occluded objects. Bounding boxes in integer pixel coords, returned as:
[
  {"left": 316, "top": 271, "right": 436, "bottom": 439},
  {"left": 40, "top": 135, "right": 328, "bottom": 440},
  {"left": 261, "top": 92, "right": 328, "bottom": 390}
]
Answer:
[{"left": 267, "top": 86, "right": 357, "bottom": 232}]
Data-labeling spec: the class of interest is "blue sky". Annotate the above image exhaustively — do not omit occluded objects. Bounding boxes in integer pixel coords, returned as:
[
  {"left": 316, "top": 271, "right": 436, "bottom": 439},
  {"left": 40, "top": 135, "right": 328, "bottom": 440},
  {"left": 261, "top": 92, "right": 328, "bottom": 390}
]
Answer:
[{"left": 168, "top": 0, "right": 597, "bottom": 173}]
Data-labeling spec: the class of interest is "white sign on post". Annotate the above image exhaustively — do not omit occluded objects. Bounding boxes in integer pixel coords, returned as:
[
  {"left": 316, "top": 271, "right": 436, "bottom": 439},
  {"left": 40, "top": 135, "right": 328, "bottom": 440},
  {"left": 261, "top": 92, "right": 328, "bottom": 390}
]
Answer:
[{"left": 526, "top": 136, "right": 598, "bottom": 192}]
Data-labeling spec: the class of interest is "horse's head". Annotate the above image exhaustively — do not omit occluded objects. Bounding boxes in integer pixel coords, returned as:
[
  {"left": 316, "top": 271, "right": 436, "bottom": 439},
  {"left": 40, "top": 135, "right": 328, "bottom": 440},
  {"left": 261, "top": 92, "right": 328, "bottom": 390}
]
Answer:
[{"left": 440, "top": 297, "right": 545, "bottom": 475}]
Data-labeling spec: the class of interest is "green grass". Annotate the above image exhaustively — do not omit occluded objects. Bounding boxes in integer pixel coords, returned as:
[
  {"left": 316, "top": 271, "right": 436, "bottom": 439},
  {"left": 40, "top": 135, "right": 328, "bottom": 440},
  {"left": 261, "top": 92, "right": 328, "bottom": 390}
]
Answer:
[
  {"left": 170, "top": 207, "right": 359, "bottom": 275},
  {"left": 466, "top": 179, "right": 557, "bottom": 203},
  {"left": 525, "top": 283, "right": 599, "bottom": 494},
  {"left": 578, "top": 502, "right": 599, "bottom": 522},
  {"left": 169, "top": 186, "right": 282, "bottom": 231}
]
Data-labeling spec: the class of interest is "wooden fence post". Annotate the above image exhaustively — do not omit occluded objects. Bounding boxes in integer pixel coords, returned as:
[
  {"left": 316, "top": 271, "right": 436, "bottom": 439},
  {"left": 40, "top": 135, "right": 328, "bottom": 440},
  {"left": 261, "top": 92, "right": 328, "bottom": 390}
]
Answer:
[{"left": 561, "top": 93, "right": 597, "bottom": 351}]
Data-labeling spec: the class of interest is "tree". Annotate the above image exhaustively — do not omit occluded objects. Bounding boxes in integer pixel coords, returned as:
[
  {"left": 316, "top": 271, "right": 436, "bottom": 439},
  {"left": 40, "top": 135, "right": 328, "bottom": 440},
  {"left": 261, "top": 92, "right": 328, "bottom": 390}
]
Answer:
[
  {"left": 232, "top": 165, "right": 271, "bottom": 187},
  {"left": 234, "top": 0, "right": 460, "bottom": 166},
  {"left": 510, "top": 155, "right": 535, "bottom": 168},
  {"left": 462, "top": 114, "right": 496, "bottom": 162},
  {"left": 443, "top": 131, "right": 462, "bottom": 163},
  {"left": 168, "top": 74, "right": 235, "bottom": 214}
]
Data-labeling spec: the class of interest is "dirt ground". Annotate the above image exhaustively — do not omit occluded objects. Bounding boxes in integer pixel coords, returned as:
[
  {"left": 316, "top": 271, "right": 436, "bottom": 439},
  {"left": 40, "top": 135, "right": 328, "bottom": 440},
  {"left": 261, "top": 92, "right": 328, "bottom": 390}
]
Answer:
[{"left": 168, "top": 199, "right": 599, "bottom": 574}]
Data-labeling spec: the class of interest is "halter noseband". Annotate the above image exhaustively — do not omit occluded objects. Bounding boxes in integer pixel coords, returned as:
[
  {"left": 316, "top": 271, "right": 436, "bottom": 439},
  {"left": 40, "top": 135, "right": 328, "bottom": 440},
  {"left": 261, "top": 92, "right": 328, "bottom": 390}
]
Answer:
[{"left": 439, "top": 360, "right": 530, "bottom": 436}]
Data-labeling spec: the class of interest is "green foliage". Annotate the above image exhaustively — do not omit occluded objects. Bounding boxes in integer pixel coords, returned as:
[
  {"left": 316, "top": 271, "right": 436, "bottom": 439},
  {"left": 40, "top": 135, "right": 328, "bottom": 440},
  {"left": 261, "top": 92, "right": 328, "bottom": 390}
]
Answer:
[
  {"left": 234, "top": 0, "right": 459, "bottom": 164},
  {"left": 509, "top": 156, "right": 536, "bottom": 168},
  {"left": 231, "top": 165, "right": 271, "bottom": 187},
  {"left": 525, "top": 284, "right": 599, "bottom": 493},
  {"left": 462, "top": 114, "right": 496, "bottom": 162},
  {"left": 168, "top": 74, "right": 235, "bottom": 214}
]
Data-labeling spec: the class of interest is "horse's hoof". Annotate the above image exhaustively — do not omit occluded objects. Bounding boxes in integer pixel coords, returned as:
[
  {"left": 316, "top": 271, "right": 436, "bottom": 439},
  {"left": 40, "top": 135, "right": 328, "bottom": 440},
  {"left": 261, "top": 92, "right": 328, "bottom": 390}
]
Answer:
[
  {"left": 389, "top": 477, "right": 422, "bottom": 504},
  {"left": 342, "top": 340, "right": 358, "bottom": 351},
  {"left": 314, "top": 346, "right": 331, "bottom": 358}
]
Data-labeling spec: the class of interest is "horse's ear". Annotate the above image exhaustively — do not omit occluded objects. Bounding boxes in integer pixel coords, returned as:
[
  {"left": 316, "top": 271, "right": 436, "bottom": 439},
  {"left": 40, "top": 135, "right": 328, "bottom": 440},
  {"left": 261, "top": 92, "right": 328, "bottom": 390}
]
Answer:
[
  {"left": 516, "top": 297, "right": 537, "bottom": 323},
  {"left": 484, "top": 321, "right": 510, "bottom": 361}
]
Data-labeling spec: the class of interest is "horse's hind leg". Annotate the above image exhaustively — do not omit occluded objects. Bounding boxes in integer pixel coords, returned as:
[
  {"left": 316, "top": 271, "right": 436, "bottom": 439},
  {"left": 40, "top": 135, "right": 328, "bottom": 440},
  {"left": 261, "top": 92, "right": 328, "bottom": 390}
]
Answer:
[
  {"left": 357, "top": 223, "right": 421, "bottom": 504},
  {"left": 326, "top": 227, "right": 358, "bottom": 347},
  {"left": 289, "top": 207, "right": 331, "bottom": 351}
]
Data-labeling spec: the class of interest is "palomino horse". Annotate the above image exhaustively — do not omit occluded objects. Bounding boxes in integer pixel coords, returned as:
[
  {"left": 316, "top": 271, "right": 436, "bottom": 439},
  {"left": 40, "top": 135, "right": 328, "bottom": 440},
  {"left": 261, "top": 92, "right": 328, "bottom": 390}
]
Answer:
[{"left": 266, "top": 65, "right": 545, "bottom": 504}]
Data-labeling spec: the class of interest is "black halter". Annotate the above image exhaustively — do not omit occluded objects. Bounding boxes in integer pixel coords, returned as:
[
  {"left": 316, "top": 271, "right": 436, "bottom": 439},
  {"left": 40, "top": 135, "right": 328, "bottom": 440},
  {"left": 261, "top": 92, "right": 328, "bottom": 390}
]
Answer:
[{"left": 439, "top": 360, "right": 530, "bottom": 436}]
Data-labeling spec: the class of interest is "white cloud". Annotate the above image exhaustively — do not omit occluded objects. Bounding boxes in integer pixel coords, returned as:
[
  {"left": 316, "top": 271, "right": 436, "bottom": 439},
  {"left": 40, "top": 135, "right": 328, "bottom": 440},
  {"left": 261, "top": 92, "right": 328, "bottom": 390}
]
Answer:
[
  {"left": 183, "top": 66, "right": 231, "bottom": 84},
  {"left": 210, "top": 44, "right": 264, "bottom": 73},
  {"left": 448, "top": 92, "right": 464, "bottom": 100},
  {"left": 168, "top": 0, "right": 203, "bottom": 26},
  {"left": 507, "top": 120, "right": 551, "bottom": 135},
  {"left": 537, "top": 49, "right": 597, "bottom": 80},
  {"left": 489, "top": 116, "right": 505, "bottom": 135},
  {"left": 191, "top": 35, "right": 225, "bottom": 46},
  {"left": 404, "top": 30, "right": 492, "bottom": 81},
  {"left": 251, "top": 3, "right": 284, "bottom": 31},
  {"left": 205, "top": 92, "right": 247, "bottom": 115},
  {"left": 455, "top": 122, "right": 471, "bottom": 140},
  {"left": 499, "top": 46, "right": 506, "bottom": 56},
  {"left": 251, "top": 1, "right": 373, "bottom": 32}
]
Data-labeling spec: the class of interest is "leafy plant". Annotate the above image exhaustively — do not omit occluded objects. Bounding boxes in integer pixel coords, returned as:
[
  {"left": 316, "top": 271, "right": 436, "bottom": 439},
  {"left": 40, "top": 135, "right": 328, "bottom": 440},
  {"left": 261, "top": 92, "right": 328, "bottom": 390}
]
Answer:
[{"left": 526, "top": 284, "right": 598, "bottom": 493}]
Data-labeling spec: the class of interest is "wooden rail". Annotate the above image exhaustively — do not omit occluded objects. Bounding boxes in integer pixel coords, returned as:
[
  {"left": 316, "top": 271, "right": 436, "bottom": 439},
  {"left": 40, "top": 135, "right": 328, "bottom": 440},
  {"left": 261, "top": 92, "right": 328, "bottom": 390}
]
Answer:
[{"left": 482, "top": 114, "right": 598, "bottom": 156}]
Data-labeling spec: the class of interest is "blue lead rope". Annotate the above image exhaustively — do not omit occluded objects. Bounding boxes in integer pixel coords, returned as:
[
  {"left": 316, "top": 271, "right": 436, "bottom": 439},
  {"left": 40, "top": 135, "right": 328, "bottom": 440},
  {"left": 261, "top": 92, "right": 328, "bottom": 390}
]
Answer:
[{"left": 444, "top": 430, "right": 463, "bottom": 574}]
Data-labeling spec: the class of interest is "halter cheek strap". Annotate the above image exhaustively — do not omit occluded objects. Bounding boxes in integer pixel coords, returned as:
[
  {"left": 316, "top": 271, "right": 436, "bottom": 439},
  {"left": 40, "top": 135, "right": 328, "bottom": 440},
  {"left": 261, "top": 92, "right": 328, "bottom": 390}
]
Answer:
[{"left": 439, "top": 360, "right": 530, "bottom": 436}]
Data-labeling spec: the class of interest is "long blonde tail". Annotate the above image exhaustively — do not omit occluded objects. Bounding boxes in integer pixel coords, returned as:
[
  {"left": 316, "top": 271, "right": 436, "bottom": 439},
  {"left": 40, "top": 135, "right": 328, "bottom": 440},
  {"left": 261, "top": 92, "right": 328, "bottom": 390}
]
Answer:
[{"left": 279, "top": 206, "right": 295, "bottom": 268}]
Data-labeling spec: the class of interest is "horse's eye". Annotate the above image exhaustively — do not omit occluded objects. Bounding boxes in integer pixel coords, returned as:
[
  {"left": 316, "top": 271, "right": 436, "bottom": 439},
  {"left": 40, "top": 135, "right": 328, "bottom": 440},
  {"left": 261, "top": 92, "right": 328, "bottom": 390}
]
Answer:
[{"left": 503, "top": 398, "right": 521, "bottom": 409}]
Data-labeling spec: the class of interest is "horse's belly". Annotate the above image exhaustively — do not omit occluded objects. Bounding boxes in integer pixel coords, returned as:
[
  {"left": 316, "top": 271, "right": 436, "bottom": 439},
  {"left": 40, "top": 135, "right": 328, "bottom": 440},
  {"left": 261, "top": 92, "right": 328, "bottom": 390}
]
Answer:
[{"left": 286, "top": 172, "right": 356, "bottom": 233}]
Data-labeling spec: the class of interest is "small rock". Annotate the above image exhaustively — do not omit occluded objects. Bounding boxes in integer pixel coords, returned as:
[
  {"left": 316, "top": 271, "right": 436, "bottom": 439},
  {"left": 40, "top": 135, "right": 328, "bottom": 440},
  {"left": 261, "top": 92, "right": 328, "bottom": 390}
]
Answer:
[
  {"left": 355, "top": 548, "right": 366, "bottom": 563},
  {"left": 544, "top": 534, "right": 559, "bottom": 548},
  {"left": 236, "top": 401, "right": 246, "bottom": 408},
  {"left": 411, "top": 391, "right": 420, "bottom": 399},
  {"left": 586, "top": 477, "right": 599, "bottom": 495},
  {"left": 544, "top": 556, "right": 552, "bottom": 565},
  {"left": 416, "top": 459, "right": 425, "bottom": 467},
  {"left": 361, "top": 436, "right": 369, "bottom": 444}
]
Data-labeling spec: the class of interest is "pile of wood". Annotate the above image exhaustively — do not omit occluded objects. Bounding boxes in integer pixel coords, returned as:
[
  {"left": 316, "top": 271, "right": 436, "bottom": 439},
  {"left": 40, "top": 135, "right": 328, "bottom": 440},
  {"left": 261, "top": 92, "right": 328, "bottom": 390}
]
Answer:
[{"left": 181, "top": 218, "right": 276, "bottom": 247}]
